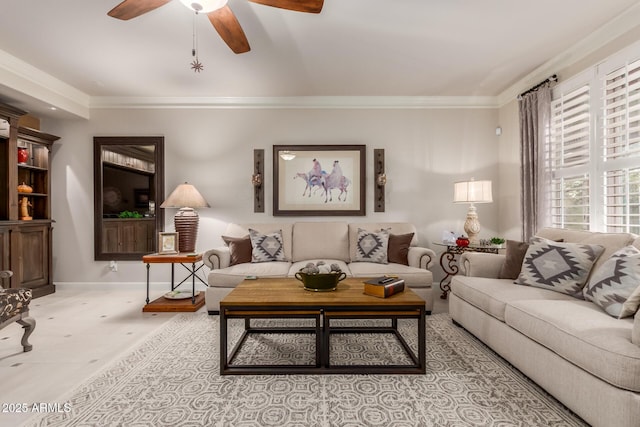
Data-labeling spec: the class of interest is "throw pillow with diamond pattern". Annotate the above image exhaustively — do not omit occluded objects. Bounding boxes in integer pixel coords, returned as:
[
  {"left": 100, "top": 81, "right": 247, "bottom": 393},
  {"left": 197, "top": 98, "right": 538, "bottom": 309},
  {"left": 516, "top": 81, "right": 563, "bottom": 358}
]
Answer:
[
  {"left": 514, "top": 237, "right": 604, "bottom": 298},
  {"left": 354, "top": 228, "right": 389, "bottom": 264},
  {"left": 249, "top": 228, "right": 286, "bottom": 263},
  {"left": 583, "top": 246, "right": 640, "bottom": 318}
]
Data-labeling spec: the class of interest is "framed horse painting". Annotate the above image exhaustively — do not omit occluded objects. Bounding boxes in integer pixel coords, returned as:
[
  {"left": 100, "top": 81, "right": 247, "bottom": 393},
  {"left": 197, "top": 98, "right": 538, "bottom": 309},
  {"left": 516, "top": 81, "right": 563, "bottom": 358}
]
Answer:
[{"left": 273, "top": 145, "right": 366, "bottom": 216}]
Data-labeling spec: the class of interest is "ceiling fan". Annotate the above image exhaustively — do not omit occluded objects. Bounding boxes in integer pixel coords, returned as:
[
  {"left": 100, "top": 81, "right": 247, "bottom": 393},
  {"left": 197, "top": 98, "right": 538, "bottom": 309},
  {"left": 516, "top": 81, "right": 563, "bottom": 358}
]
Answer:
[{"left": 108, "top": 0, "right": 324, "bottom": 54}]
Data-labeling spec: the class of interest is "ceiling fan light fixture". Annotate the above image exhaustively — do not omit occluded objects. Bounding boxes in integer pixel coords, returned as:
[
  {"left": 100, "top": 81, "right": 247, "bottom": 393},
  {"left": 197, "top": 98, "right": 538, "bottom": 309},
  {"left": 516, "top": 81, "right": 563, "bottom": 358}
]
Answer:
[{"left": 179, "top": 0, "right": 228, "bottom": 13}]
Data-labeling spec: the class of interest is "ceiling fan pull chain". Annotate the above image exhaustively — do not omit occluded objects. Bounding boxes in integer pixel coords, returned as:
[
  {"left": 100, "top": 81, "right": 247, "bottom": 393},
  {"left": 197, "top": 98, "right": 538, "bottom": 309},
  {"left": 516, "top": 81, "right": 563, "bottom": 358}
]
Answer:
[{"left": 190, "top": 11, "right": 204, "bottom": 72}]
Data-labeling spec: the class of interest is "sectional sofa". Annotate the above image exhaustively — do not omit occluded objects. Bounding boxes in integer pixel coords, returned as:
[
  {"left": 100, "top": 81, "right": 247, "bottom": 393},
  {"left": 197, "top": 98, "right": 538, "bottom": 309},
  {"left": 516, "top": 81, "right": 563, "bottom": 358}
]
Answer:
[
  {"left": 202, "top": 222, "right": 436, "bottom": 314},
  {"left": 450, "top": 228, "right": 640, "bottom": 427}
]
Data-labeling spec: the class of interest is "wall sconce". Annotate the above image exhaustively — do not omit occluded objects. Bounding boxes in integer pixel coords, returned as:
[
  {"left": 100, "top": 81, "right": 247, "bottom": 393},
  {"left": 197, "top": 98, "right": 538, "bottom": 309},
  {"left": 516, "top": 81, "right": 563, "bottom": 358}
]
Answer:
[
  {"left": 253, "top": 149, "right": 264, "bottom": 212},
  {"left": 374, "top": 148, "right": 385, "bottom": 212}
]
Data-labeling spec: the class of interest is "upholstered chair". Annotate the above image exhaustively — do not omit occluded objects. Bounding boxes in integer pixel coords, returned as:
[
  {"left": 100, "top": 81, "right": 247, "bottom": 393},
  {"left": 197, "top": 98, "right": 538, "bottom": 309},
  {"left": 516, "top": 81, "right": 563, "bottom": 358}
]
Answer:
[{"left": 0, "top": 271, "right": 35, "bottom": 352}]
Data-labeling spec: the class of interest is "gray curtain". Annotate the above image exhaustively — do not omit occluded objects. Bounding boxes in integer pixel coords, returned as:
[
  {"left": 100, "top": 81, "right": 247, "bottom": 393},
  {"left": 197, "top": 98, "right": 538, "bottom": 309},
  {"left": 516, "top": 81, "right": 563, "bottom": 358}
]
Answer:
[{"left": 519, "top": 85, "right": 551, "bottom": 241}]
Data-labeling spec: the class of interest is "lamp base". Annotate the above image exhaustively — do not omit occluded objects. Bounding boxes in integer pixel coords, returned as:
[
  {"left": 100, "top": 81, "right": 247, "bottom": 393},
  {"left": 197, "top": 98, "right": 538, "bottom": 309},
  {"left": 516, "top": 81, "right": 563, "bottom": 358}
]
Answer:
[
  {"left": 463, "top": 204, "right": 481, "bottom": 243},
  {"left": 174, "top": 207, "right": 199, "bottom": 253}
]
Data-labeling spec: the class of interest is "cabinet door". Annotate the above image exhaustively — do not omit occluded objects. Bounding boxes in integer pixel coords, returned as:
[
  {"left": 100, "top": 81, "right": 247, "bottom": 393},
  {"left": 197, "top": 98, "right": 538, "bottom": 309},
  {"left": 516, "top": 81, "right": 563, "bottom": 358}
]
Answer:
[
  {"left": 17, "top": 224, "right": 49, "bottom": 289},
  {"left": 102, "top": 221, "right": 121, "bottom": 253}
]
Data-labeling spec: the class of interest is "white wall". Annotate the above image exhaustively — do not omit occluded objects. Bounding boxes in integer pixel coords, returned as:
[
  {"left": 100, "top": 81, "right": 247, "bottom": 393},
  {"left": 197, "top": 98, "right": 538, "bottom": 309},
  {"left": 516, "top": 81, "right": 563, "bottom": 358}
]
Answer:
[{"left": 44, "top": 107, "right": 500, "bottom": 284}]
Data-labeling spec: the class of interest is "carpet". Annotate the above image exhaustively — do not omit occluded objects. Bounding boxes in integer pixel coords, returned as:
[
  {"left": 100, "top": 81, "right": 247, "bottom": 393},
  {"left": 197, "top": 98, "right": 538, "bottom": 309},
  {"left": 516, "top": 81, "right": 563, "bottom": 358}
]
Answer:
[{"left": 25, "top": 313, "right": 587, "bottom": 426}]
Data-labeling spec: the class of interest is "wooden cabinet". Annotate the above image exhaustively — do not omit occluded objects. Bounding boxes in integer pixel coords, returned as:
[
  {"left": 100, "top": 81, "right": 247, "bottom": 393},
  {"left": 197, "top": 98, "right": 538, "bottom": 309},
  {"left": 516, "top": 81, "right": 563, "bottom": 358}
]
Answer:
[
  {"left": 102, "top": 218, "right": 155, "bottom": 256},
  {"left": 0, "top": 103, "right": 59, "bottom": 297}
]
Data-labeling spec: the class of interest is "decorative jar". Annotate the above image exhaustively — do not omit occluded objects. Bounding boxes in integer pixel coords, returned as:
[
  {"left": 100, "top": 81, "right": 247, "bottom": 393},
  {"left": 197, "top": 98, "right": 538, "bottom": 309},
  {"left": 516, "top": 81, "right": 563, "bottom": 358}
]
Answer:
[
  {"left": 456, "top": 236, "right": 470, "bottom": 247},
  {"left": 17, "top": 147, "right": 29, "bottom": 164}
]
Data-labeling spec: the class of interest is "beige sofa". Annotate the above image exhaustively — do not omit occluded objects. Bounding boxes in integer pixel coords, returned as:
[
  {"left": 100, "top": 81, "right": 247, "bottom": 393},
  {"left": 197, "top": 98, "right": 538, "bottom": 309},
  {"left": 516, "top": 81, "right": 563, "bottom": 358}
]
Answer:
[
  {"left": 202, "top": 222, "right": 436, "bottom": 314},
  {"left": 450, "top": 228, "right": 640, "bottom": 427}
]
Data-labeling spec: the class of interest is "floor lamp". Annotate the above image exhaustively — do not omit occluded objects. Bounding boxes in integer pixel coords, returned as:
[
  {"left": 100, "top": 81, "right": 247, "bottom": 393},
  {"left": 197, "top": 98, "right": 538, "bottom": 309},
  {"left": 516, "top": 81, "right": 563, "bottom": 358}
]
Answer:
[
  {"left": 160, "top": 182, "right": 210, "bottom": 253},
  {"left": 453, "top": 179, "right": 493, "bottom": 243}
]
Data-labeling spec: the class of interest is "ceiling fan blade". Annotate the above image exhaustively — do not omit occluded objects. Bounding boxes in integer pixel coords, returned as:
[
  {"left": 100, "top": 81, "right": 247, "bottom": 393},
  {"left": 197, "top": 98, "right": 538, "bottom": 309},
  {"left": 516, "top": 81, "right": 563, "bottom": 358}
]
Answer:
[
  {"left": 248, "top": 0, "right": 323, "bottom": 14},
  {"left": 207, "top": 5, "right": 251, "bottom": 54},
  {"left": 108, "top": 0, "right": 172, "bottom": 20}
]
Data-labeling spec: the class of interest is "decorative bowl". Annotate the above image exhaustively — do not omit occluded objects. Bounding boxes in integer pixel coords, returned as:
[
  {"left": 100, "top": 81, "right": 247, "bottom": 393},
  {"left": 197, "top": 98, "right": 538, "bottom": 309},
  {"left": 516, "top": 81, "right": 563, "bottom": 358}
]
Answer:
[{"left": 294, "top": 271, "right": 346, "bottom": 292}]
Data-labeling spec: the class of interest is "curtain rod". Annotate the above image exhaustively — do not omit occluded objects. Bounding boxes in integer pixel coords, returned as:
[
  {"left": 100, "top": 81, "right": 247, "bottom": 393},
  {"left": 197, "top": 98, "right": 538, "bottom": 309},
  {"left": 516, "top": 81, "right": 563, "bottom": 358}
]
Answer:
[{"left": 518, "top": 74, "right": 558, "bottom": 99}]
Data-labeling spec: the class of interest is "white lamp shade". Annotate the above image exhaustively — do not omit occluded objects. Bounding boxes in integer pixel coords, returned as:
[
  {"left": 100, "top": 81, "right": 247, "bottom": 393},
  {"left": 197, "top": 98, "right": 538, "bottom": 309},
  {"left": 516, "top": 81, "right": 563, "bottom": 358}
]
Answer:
[
  {"left": 160, "top": 183, "right": 210, "bottom": 209},
  {"left": 453, "top": 180, "right": 493, "bottom": 204}
]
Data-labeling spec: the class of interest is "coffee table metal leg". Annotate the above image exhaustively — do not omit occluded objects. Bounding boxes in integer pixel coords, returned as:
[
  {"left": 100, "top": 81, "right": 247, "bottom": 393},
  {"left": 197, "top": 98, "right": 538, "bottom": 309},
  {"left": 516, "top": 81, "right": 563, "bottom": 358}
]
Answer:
[
  {"left": 145, "top": 263, "right": 150, "bottom": 304},
  {"left": 418, "top": 308, "right": 426, "bottom": 373},
  {"left": 220, "top": 308, "right": 228, "bottom": 374}
]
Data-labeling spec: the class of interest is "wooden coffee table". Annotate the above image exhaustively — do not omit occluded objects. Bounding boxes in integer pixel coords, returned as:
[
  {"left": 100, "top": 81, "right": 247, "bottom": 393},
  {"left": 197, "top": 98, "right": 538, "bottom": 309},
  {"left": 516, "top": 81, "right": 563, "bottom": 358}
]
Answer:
[{"left": 219, "top": 277, "right": 426, "bottom": 375}]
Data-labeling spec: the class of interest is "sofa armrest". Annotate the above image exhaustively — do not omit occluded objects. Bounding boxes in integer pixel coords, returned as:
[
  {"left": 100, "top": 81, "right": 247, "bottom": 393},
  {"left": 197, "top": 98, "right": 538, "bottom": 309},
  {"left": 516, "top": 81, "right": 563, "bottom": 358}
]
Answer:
[
  {"left": 633, "top": 309, "right": 640, "bottom": 347},
  {"left": 408, "top": 247, "right": 437, "bottom": 270},
  {"left": 202, "top": 247, "right": 231, "bottom": 270},
  {"left": 460, "top": 253, "right": 506, "bottom": 278}
]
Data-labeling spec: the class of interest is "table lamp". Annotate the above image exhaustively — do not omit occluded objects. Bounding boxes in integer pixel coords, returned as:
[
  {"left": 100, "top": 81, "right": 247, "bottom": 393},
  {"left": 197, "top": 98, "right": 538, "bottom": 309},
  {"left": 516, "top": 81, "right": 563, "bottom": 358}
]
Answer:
[
  {"left": 453, "top": 179, "right": 492, "bottom": 243},
  {"left": 160, "top": 182, "right": 210, "bottom": 253}
]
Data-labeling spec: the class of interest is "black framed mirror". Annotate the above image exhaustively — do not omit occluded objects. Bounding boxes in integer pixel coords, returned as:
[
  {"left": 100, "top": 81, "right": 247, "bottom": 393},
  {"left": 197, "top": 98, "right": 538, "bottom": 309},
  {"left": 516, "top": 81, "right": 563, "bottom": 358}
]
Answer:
[{"left": 94, "top": 136, "right": 164, "bottom": 260}]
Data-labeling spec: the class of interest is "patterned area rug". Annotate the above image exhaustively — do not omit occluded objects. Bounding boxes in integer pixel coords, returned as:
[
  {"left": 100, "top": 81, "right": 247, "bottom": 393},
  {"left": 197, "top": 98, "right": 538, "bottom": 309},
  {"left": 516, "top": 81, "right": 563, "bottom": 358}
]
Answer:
[{"left": 25, "top": 313, "right": 587, "bottom": 426}]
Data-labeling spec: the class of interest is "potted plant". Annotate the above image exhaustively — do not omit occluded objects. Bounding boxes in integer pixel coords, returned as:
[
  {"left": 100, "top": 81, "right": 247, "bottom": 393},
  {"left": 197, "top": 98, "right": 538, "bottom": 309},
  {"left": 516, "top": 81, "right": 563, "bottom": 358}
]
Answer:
[{"left": 490, "top": 237, "right": 505, "bottom": 248}]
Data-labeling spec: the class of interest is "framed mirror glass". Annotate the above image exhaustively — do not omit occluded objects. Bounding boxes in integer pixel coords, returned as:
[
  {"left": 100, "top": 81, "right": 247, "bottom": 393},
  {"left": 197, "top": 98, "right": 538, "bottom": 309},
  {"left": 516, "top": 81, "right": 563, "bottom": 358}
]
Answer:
[{"left": 94, "top": 136, "right": 164, "bottom": 260}]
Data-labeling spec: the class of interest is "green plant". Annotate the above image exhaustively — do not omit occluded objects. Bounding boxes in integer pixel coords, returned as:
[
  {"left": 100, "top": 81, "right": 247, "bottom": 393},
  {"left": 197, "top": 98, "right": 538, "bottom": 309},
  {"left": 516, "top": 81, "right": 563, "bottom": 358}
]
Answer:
[
  {"left": 490, "top": 237, "right": 505, "bottom": 245},
  {"left": 118, "top": 210, "right": 143, "bottom": 218}
]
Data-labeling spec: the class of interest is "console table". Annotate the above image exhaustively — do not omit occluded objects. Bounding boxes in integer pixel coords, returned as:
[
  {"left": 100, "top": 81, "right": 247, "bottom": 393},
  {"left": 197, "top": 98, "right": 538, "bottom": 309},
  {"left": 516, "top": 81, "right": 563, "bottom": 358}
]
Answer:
[{"left": 434, "top": 243, "right": 500, "bottom": 299}]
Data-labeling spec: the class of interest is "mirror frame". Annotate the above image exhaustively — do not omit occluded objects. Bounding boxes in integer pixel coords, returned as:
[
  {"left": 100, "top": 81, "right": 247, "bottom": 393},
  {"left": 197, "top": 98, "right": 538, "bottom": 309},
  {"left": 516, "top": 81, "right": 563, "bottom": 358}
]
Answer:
[{"left": 93, "top": 136, "right": 165, "bottom": 261}]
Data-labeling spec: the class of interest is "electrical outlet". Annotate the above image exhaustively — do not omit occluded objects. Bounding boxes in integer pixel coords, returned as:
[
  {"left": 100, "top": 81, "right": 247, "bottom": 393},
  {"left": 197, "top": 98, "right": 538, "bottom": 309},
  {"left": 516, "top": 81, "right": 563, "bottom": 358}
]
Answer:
[{"left": 109, "top": 260, "right": 118, "bottom": 272}]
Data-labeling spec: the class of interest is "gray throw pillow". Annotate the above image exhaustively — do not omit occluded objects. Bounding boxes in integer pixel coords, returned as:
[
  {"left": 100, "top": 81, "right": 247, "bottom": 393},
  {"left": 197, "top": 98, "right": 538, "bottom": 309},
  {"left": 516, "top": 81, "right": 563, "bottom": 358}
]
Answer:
[
  {"left": 583, "top": 246, "right": 640, "bottom": 318},
  {"left": 514, "top": 237, "right": 604, "bottom": 298},
  {"left": 354, "top": 228, "right": 389, "bottom": 264},
  {"left": 248, "top": 228, "right": 286, "bottom": 263}
]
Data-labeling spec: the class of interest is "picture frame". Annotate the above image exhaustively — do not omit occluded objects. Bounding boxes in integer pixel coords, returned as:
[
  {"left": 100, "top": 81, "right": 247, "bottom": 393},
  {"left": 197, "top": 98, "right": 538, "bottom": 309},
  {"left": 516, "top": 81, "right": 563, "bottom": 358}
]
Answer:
[
  {"left": 158, "top": 232, "right": 178, "bottom": 254},
  {"left": 273, "top": 145, "right": 366, "bottom": 216}
]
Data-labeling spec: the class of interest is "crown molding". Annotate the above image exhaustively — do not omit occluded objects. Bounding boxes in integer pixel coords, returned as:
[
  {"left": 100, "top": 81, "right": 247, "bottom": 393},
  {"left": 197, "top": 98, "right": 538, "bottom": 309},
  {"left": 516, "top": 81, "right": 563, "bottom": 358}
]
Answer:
[
  {"left": 90, "top": 95, "right": 499, "bottom": 110},
  {"left": 497, "top": 2, "right": 640, "bottom": 106},
  {"left": 0, "top": 50, "right": 90, "bottom": 119}
]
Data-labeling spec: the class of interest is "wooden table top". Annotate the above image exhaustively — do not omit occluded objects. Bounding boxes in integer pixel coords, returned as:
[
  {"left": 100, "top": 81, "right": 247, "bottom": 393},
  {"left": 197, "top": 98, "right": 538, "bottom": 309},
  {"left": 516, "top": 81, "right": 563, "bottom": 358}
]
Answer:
[
  {"left": 220, "top": 277, "right": 425, "bottom": 309},
  {"left": 142, "top": 253, "right": 203, "bottom": 263}
]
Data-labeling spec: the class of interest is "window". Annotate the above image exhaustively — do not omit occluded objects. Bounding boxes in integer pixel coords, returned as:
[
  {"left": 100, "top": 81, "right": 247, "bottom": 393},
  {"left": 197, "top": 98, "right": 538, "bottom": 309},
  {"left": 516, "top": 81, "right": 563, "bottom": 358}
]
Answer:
[{"left": 548, "top": 43, "right": 640, "bottom": 233}]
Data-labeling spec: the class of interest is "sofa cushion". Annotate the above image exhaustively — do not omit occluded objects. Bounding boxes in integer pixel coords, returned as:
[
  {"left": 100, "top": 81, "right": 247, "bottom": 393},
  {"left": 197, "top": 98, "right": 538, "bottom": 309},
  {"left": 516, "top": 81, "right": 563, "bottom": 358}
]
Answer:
[
  {"left": 505, "top": 299, "right": 640, "bottom": 392},
  {"left": 498, "top": 240, "right": 530, "bottom": 279},
  {"left": 388, "top": 233, "right": 413, "bottom": 266},
  {"left": 354, "top": 228, "right": 389, "bottom": 264},
  {"left": 451, "top": 276, "right": 575, "bottom": 321},
  {"left": 291, "top": 222, "right": 349, "bottom": 262},
  {"left": 348, "top": 262, "right": 432, "bottom": 288},
  {"left": 249, "top": 229, "right": 286, "bottom": 262},
  {"left": 514, "top": 237, "right": 604, "bottom": 298},
  {"left": 222, "top": 235, "right": 252, "bottom": 266},
  {"left": 208, "top": 262, "right": 292, "bottom": 287},
  {"left": 584, "top": 246, "right": 640, "bottom": 318},
  {"left": 348, "top": 223, "right": 417, "bottom": 262}
]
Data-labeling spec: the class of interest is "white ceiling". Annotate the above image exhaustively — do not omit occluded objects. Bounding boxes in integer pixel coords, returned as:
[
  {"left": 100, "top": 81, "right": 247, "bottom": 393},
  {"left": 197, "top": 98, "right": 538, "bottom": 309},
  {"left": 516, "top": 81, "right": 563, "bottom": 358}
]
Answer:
[{"left": 1, "top": 0, "right": 640, "bottom": 118}]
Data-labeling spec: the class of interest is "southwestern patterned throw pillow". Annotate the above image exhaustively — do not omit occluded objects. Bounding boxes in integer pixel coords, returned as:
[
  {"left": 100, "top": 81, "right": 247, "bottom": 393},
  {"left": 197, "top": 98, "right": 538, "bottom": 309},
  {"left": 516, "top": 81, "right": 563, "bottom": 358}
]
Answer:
[
  {"left": 583, "top": 246, "right": 640, "bottom": 318},
  {"left": 514, "top": 237, "right": 604, "bottom": 298},
  {"left": 354, "top": 228, "right": 389, "bottom": 264},
  {"left": 248, "top": 228, "right": 286, "bottom": 263}
]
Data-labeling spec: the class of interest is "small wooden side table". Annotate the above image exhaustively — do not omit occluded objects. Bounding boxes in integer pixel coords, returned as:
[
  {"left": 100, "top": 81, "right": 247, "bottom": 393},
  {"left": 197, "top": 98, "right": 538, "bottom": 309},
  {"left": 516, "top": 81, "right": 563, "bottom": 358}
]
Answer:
[
  {"left": 434, "top": 243, "right": 500, "bottom": 299},
  {"left": 142, "top": 253, "right": 207, "bottom": 311}
]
